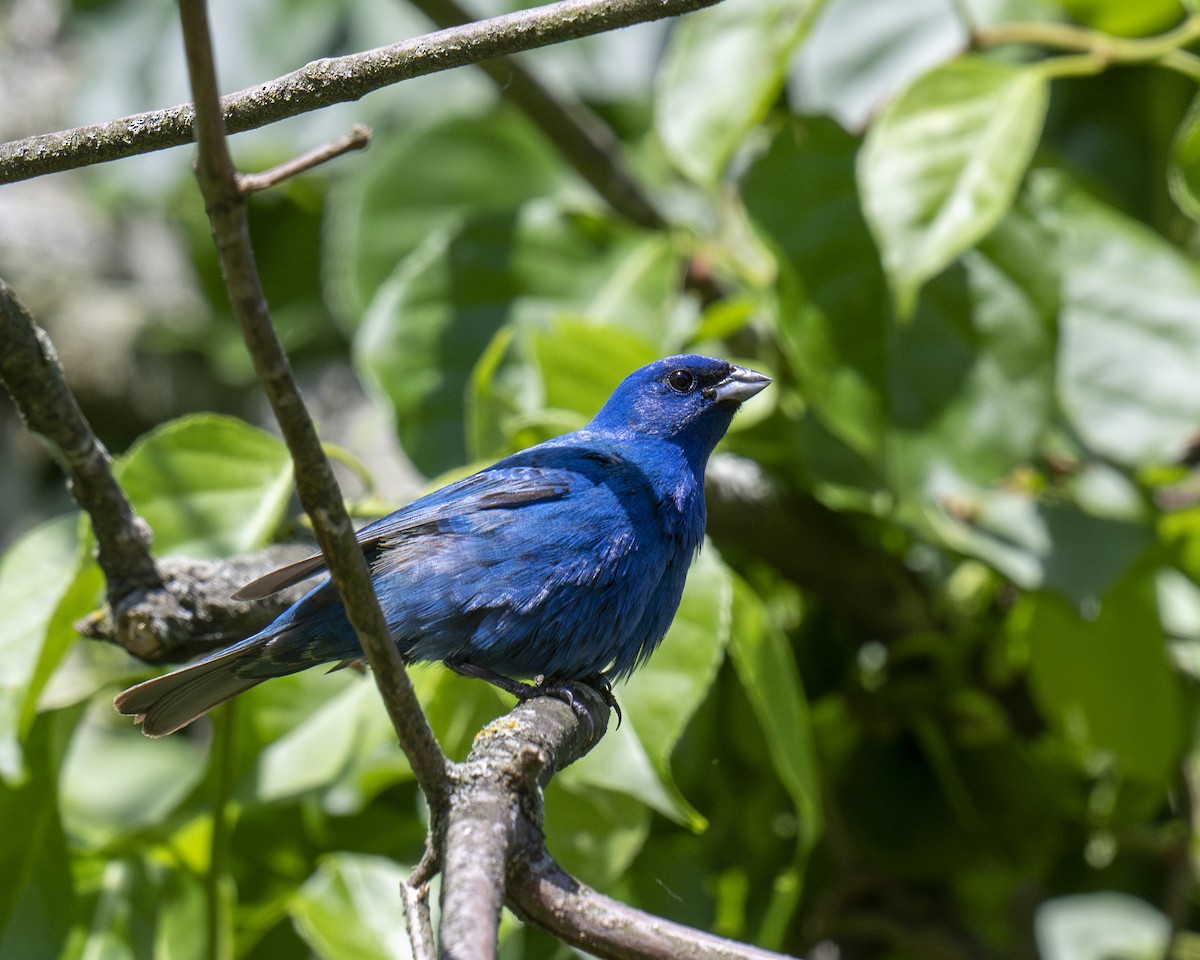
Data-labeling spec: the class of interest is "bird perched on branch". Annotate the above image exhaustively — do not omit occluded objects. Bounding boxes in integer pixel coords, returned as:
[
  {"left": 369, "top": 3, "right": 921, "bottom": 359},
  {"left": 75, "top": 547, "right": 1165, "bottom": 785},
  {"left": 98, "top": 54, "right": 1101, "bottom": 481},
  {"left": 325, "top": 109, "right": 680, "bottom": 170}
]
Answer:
[{"left": 115, "top": 355, "right": 771, "bottom": 736}]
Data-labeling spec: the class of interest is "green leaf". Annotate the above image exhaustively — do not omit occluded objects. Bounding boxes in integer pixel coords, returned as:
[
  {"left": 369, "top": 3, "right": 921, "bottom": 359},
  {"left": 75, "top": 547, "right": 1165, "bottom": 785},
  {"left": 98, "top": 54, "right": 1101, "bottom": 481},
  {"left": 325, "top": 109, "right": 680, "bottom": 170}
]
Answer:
[
  {"left": 886, "top": 235, "right": 1055, "bottom": 498},
  {"left": 727, "top": 576, "right": 821, "bottom": 855},
  {"left": 859, "top": 57, "right": 1048, "bottom": 317},
  {"left": 70, "top": 857, "right": 208, "bottom": 960},
  {"left": 619, "top": 543, "right": 733, "bottom": 830},
  {"left": 1169, "top": 91, "right": 1200, "bottom": 222},
  {"left": 531, "top": 319, "right": 660, "bottom": 426},
  {"left": 543, "top": 781, "right": 651, "bottom": 889},
  {"left": 558, "top": 710, "right": 684, "bottom": 823},
  {"left": 117, "top": 414, "right": 293, "bottom": 558},
  {"left": 358, "top": 206, "right": 678, "bottom": 474},
  {"left": 1033, "top": 171, "right": 1200, "bottom": 465},
  {"left": 325, "top": 110, "right": 566, "bottom": 326},
  {"left": 0, "top": 713, "right": 75, "bottom": 960},
  {"left": 0, "top": 517, "right": 82, "bottom": 784},
  {"left": 1056, "top": 0, "right": 1182, "bottom": 34},
  {"left": 58, "top": 701, "right": 209, "bottom": 847},
  {"left": 656, "top": 0, "right": 825, "bottom": 184},
  {"left": 289, "top": 854, "right": 416, "bottom": 960},
  {"left": 1021, "top": 573, "right": 1184, "bottom": 785},
  {"left": 742, "top": 119, "right": 888, "bottom": 461},
  {"left": 252, "top": 679, "right": 383, "bottom": 803}
]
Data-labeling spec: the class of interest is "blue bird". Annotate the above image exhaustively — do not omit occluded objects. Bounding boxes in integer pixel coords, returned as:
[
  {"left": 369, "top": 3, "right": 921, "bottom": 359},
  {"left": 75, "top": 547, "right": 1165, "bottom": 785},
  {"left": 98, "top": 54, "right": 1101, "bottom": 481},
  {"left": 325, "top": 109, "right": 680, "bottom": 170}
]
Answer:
[{"left": 114, "top": 355, "right": 770, "bottom": 736}]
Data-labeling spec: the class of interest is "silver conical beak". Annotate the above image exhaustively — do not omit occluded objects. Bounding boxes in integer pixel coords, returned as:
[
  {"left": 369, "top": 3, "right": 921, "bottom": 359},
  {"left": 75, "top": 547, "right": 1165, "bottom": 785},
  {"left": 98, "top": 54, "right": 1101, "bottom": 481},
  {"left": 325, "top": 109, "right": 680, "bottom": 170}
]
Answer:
[{"left": 714, "top": 365, "right": 772, "bottom": 403}]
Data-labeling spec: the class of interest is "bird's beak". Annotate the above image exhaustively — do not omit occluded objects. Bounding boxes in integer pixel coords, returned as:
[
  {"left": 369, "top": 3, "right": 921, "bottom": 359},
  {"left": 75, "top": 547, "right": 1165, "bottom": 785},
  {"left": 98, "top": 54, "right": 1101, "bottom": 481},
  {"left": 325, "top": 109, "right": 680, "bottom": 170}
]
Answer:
[{"left": 714, "top": 365, "right": 772, "bottom": 403}]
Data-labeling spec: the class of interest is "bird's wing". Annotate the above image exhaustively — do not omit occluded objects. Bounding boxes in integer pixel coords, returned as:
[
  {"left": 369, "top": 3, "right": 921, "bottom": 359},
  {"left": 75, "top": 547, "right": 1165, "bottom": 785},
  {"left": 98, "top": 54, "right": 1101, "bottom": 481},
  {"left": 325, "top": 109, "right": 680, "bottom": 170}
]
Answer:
[{"left": 231, "top": 465, "right": 577, "bottom": 601}]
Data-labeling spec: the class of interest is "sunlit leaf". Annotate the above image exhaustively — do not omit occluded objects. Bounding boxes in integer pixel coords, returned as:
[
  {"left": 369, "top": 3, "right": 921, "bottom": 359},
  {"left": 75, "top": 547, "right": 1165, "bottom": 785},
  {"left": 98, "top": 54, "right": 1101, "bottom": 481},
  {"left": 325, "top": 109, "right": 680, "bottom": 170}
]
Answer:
[
  {"left": 290, "top": 853, "right": 416, "bottom": 960},
  {"left": 0, "top": 713, "right": 74, "bottom": 960},
  {"left": 1032, "top": 171, "right": 1200, "bottom": 465},
  {"left": 0, "top": 517, "right": 82, "bottom": 784},
  {"left": 359, "top": 205, "right": 676, "bottom": 474},
  {"left": 58, "top": 701, "right": 208, "bottom": 847},
  {"left": 1036, "top": 893, "right": 1170, "bottom": 960},
  {"left": 1169, "top": 90, "right": 1200, "bottom": 222},
  {"left": 619, "top": 543, "right": 733, "bottom": 831},
  {"left": 117, "top": 415, "right": 293, "bottom": 558},
  {"left": 1056, "top": 0, "right": 1182, "bottom": 34},
  {"left": 656, "top": 0, "right": 824, "bottom": 184},
  {"left": 742, "top": 119, "right": 888, "bottom": 460},
  {"left": 859, "top": 57, "right": 1048, "bottom": 317},
  {"left": 325, "top": 109, "right": 566, "bottom": 326}
]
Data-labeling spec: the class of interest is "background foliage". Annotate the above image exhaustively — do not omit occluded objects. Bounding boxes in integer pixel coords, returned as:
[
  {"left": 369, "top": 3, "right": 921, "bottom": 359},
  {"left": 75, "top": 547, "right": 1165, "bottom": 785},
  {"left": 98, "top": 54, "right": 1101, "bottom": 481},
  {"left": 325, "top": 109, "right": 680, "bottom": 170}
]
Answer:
[{"left": 3, "top": 0, "right": 1200, "bottom": 957}]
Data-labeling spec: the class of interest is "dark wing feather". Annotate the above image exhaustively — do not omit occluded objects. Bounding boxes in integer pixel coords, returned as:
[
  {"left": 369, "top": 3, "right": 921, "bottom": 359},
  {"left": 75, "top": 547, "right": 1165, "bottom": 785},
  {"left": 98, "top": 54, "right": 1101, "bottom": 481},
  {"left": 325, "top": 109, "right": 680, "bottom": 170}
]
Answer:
[{"left": 231, "top": 468, "right": 574, "bottom": 601}]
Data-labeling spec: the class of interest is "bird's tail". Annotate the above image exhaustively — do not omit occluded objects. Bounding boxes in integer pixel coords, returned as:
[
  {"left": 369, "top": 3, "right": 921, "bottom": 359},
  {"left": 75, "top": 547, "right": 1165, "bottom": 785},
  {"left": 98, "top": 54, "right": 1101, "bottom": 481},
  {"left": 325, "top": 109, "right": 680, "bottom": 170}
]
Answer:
[{"left": 114, "top": 643, "right": 269, "bottom": 737}]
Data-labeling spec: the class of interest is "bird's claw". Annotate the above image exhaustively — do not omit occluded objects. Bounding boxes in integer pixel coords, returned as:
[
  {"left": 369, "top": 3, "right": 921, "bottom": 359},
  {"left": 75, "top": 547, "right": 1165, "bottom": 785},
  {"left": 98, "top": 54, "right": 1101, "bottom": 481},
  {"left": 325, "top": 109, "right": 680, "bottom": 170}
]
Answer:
[{"left": 445, "top": 659, "right": 620, "bottom": 737}]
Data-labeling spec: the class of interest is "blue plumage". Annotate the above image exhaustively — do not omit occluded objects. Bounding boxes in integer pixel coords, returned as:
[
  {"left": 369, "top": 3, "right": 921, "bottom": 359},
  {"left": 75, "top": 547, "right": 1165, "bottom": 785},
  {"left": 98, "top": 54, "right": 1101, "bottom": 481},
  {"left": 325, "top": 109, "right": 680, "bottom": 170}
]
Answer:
[{"left": 114, "top": 355, "right": 770, "bottom": 736}]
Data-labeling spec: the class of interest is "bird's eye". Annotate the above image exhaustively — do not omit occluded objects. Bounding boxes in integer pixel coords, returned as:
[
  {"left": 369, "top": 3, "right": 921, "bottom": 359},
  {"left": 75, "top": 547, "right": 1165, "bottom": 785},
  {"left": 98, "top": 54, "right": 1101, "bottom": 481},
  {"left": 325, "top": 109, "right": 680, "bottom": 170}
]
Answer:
[{"left": 667, "top": 369, "right": 697, "bottom": 393}]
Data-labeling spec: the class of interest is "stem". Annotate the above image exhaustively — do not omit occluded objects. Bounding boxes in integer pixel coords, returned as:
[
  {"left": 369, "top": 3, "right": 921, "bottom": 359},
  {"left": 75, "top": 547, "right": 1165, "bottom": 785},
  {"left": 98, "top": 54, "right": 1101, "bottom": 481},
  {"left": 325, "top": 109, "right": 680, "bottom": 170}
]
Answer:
[
  {"left": 0, "top": 0, "right": 723, "bottom": 186},
  {"left": 177, "top": 0, "right": 450, "bottom": 807},
  {"left": 205, "top": 703, "right": 237, "bottom": 960},
  {"left": 977, "top": 15, "right": 1200, "bottom": 82},
  {"left": 237, "top": 124, "right": 371, "bottom": 193},
  {"left": 0, "top": 278, "right": 161, "bottom": 604}
]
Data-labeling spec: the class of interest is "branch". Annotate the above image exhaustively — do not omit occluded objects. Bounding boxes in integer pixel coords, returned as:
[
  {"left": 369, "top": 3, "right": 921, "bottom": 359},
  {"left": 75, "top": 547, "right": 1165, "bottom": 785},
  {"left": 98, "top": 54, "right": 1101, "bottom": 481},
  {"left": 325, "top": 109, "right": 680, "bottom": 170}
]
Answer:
[
  {"left": 78, "top": 546, "right": 316, "bottom": 663},
  {"left": 0, "top": 0, "right": 721, "bottom": 186},
  {"left": 0, "top": 280, "right": 338, "bottom": 664},
  {"left": 404, "top": 0, "right": 666, "bottom": 230},
  {"left": 0, "top": 278, "right": 161, "bottom": 602},
  {"left": 439, "top": 689, "right": 611, "bottom": 959},
  {"left": 177, "top": 0, "right": 449, "bottom": 805},
  {"left": 508, "top": 851, "right": 798, "bottom": 960},
  {"left": 237, "top": 123, "right": 371, "bottom": 194}
]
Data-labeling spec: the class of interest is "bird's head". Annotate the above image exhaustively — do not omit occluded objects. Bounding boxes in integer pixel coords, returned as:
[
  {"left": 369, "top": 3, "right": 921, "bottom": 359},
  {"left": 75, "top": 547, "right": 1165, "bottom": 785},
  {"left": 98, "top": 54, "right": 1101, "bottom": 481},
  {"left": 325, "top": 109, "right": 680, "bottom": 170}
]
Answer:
[{"left": 588, "top": 355, "right": 771, "bottom": 460}]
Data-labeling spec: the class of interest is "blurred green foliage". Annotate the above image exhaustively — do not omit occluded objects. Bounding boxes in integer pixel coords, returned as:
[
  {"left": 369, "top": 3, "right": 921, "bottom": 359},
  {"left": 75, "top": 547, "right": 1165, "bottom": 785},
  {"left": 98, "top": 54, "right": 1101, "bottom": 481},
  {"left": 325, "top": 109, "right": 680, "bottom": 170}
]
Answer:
[{"left": 6, "top": 0, "right": 1200, "bottom": 956}]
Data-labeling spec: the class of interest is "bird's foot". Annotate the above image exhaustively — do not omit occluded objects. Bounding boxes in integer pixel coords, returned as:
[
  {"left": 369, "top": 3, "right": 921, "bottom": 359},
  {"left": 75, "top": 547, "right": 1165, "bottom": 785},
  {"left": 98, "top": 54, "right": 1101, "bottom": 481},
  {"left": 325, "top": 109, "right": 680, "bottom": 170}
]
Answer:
[{"left": 444, "top": 660, "right": 619, "bottom": 735}]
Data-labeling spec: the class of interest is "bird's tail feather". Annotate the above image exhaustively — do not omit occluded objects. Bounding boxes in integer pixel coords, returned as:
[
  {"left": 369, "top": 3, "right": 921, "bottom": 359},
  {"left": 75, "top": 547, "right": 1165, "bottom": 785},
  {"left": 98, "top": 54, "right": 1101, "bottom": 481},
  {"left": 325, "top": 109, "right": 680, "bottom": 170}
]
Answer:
[{"left": 114, "top": 647, "right": 267, "bottom": 737}]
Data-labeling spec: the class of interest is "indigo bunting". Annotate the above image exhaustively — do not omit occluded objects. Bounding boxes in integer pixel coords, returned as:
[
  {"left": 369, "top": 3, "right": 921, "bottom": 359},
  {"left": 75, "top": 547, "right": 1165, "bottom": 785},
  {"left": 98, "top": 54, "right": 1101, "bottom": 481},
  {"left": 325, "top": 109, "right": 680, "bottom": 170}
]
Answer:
[{"left": 115, "top": 355, "right": 770, "bottom": 736}]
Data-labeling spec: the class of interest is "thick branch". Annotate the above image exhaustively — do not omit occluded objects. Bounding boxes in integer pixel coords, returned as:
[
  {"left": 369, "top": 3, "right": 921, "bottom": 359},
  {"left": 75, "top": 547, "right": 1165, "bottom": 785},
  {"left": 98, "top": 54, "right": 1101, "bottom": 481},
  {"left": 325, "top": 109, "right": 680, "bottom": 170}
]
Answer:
[
  {"left": 440, "top": 690, "right": 610, "bottom": 959},
  {"left": 178, "top": 0, "right": 449, "bottom": 805},
  {"left": 405, "top": 0, "right": 665, "bottom": 230},
  {"left": 0, "top": 278, "right": 161, "bottom": 601},
  {"left": 0, "top": 0, "right": 721, "bottom": 186},
  {"left": 78, "top": 546, "right": 315, "bottom": 663}
]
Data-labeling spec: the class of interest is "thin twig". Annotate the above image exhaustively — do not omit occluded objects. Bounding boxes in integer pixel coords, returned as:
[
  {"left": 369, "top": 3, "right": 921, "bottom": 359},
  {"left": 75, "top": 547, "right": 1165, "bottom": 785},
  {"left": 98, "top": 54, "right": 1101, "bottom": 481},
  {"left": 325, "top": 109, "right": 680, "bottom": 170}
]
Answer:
[
  {"left": 237, "top": 124, "right": 372, "bottom": 194},
  {"left": 404, "top": 0, "right": 665, "bottom": 229},
  {"left": 509, "top": 850, "right": 797, "bottom": 960},
  {"left": 976, "top": 15, "right": 1200, "bottom": 81},
  {"left": 0, "top": 278, "right": 161, "bottom": 602},
  {"left": 401, "top": 877, "right": 437, "bottom": 960},
  {"left": 0, "top": 0, "right": 722, "bottom": 186},
  {"left": 176, "top": 0, "right": 449, "bottom": 806},
  {"left": 205, "top": 703, "right": 237, "bottom": 960}
]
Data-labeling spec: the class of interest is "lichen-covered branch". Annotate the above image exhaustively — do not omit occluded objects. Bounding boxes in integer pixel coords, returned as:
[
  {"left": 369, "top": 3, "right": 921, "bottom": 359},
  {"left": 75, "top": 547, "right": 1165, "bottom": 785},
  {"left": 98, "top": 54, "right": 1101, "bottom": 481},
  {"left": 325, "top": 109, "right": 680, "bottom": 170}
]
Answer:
[
  {"left": 177, "top": 0, "right": 449, "bottom": 805},
  {"left": 0, "top": 0, "right": 721, "bottom": 186},
  {"left": 440, "top": 690, "right": 611, "bottom": 959}
]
